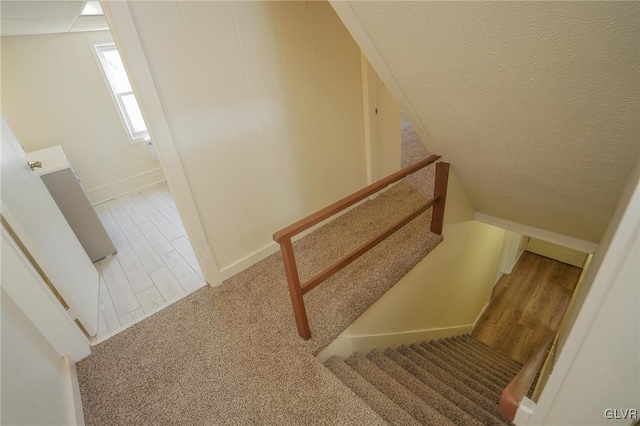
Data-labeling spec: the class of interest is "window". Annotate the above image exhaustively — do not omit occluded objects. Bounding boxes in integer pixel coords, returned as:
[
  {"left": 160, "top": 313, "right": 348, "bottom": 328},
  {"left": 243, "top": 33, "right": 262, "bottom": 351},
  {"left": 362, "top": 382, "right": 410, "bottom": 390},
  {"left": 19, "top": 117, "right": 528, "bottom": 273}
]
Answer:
[{"left": 95, "top": 44, "right": 149, "bottom": 142}]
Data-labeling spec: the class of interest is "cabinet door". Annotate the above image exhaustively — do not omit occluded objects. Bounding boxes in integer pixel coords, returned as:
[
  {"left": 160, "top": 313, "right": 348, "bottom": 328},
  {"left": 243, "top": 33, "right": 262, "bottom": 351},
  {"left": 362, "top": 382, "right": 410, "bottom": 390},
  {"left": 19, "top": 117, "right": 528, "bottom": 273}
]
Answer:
[{"left": 1, "top": 118, "right": 98, "bottom": 336}]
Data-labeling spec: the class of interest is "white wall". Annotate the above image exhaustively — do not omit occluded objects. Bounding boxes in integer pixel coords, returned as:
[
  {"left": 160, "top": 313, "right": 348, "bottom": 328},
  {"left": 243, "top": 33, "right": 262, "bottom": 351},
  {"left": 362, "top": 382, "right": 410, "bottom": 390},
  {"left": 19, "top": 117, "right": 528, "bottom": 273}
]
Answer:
[
  {"left": 1, "top": 290, "right": 83, "bottom": 426},
  {"left": 529, "top": 163, "right": 640, "bottom": 426},
  {"left": 318, "top": 170, "right": 505, "bottom": 359},
  {"left": 125, "top": 1, "right": 369, "bottom": 277},
  {"left": 1, "top": 30, "right": 162, "bottom": 203},
  {"left": 494, "top": 231, "right": 529, "bottom": 284}
]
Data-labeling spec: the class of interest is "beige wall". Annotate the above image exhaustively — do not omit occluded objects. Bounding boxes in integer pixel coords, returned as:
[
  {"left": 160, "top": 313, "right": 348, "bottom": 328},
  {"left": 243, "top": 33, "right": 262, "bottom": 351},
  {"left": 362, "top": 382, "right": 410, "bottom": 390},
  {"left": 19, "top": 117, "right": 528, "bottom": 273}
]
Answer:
[
  {"left": 1, "top": 30, "right": 161, "bottom": 203},
  {"left": 362, "top": 57, "right": 402, "bottom": 183},
  {"left": 319, "top": 170, "right": 505, "bottom": 358},
  {"left": 127, "top": 1, "right": 368, "bottom": 276},
  {"left": 1, "top": 290, "right": 78, "bottom": 425}
]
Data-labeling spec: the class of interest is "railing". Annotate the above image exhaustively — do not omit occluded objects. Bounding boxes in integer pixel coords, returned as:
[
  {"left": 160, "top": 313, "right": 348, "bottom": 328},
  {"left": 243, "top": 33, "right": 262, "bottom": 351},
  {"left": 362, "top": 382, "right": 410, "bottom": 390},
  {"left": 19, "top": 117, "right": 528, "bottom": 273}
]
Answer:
[
  {"left": 499, "top": 336, "right": 554, "bottom": 422},
  {"left": 273, "top": 155, "right": 449, "bottom": 340}
]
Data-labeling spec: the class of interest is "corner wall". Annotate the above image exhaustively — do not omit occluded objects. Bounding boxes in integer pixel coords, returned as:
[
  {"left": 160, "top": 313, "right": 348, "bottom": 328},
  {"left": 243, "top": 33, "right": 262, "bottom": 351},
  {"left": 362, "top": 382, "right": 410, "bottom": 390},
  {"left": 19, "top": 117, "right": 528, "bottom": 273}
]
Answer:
[
  {"left": 1, "top": 30, "right": 162, "bottom": 203},
  {"left": 318, "top": 169, "right": 505, "bottom": 359},
  {"left": 125, "top": 1, "right": 369, "bottom": 277}
]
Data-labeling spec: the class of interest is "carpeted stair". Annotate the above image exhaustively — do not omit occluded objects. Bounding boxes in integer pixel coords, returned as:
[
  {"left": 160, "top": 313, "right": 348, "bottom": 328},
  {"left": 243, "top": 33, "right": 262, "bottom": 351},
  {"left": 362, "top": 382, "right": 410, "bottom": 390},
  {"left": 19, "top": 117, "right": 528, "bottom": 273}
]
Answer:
[{"left": 324, "top": 334, "right": 522, "bottom": 425}]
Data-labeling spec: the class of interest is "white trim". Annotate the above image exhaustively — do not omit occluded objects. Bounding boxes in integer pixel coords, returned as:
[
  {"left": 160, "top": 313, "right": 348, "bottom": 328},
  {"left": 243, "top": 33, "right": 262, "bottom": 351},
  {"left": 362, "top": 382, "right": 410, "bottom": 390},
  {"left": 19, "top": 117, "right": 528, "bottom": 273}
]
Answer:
[
  {"left": 316, "top": 324, "right": 473, "bottom": 362},
  {"left": 472, "top": 301, "right": 490, "bottom": 331},
  {"left": 475, "top": 213, "right": 598, "bottom": 254},
  {"left": 361, "top": 53, "right": 379, "bottom": 186},
  {"left": 63, "top": 355, "right": 86, "bottom": 426},
  {"left": 329, "top": 1, "right": 439, "bottom": 156},
  {"left": 513, "top": 397, "right": 536, "bottom": 426},
  {"left": 219, "top": 197, "right": 371, "bottom": 281},
  {"left": 219, "top": 242, "right": 280, "bottom": 281},
  {"left": 94, "top": 43, "right": 150, "bottom": 143},
  {"left": 85, "top": 167, "right": 165, "bottom": 204},
  {"left": 0, "top": 226, "right": 91, "bottom": 362},
  {"left": 103, "top": 1, "right": 222, "bottom": 286}
]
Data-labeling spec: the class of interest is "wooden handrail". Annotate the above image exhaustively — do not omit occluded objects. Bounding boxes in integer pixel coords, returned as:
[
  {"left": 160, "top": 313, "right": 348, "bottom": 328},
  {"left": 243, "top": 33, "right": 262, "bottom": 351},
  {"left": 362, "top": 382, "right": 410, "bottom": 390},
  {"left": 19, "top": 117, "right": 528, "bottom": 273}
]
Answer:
[
  {"left": 301, "top": 197, "right": 438, "bottom": 295},
  {"left": 273, "top": 158, "right": 450, "bottom": 340},
  {"left": 500, "top": 336, "right": 554, "bottom": 422},
  {"left": 273, "top": 154, "right": 440, "bottom": 243}
]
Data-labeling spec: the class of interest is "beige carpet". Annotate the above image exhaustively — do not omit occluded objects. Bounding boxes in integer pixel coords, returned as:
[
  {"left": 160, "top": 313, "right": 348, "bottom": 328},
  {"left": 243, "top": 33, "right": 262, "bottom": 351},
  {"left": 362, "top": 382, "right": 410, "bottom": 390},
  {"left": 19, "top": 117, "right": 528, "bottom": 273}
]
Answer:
[
  {"left": 77, "top": 117, "right": 442, "bottom": 425},
  {"left": 325, "top": 335, "right": 519, "bottom": 425}
]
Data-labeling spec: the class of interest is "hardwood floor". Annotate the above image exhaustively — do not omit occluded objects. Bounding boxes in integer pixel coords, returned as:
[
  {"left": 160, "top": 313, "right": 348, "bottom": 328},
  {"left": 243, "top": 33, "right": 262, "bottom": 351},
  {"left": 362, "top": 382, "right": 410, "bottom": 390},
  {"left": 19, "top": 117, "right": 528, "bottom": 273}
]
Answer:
[
  {"left": 93, "top": 181, "right": 206, "bottom": 341},
  {"left": 472, "top": 251, "right": 582, "bottom": 364}
]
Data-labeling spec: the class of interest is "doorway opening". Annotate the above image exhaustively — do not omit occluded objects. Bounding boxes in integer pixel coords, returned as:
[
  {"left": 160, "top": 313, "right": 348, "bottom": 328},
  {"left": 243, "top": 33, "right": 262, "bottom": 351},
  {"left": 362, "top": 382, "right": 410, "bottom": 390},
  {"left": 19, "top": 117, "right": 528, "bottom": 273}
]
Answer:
[{"left": 1, "top": 5, "right": 209, "bottom": 343}]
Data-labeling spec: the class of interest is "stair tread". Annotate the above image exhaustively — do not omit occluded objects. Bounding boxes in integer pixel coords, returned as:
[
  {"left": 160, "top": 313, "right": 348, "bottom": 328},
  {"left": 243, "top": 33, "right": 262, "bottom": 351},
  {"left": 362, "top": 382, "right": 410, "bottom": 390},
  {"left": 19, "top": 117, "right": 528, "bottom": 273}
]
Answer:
[
  {"left": 449, "top": 337, "right": 521, "bottom": 376},
  {"left": 431, "top": 340, "right": 513, "bottom": 386},
  {"left": 345, "top": 353, "right": 456, "bottom": 426},
  {"left": 387, "top": 348, "right": 511, "bottom": 425},
  {"left": 366, "top": 349, "right": 485, "bottom": 426},
  {"left": 460, "top": 335, "right": 524, "bottom": 370},
  {"left": 323, "top": 335, "right": 521, "bottom": 426},
  {"left": 408, "top": 343, "right": 502, "bottom": 399},
  {"left": 420, "top": 341, "right": 505, "bottom": 394},
  {"left": 324, "top": 356, "right": 421, "bottom": 426},
  {"left": 397, "top": 345, "right": 505, "bottom": 418}
]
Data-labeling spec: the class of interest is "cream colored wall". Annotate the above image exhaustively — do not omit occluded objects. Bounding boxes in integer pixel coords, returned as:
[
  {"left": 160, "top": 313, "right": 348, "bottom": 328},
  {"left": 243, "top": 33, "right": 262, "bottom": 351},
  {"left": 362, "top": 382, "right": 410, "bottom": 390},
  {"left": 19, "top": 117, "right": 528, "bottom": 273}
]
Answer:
[
  {"left": 1, "top": 290, "right": 79, "bottom": 426},
  {"left": 127, "top": 1, "right": 367, "bottom": 276},
  {"left": 319, "top": 170, "right": 505, "bottom": 358},
  {"left": 526, "top": 238, "right": 587, "bottom": 268},
  {"left": 1, "top": 30, "right": 161, "bottom": 203},
  {"left": 362, "top": 57, "right": 401, "bottom": 184},
  {"left": 376, "top": 77, "right": 401, "bottom": 178}
]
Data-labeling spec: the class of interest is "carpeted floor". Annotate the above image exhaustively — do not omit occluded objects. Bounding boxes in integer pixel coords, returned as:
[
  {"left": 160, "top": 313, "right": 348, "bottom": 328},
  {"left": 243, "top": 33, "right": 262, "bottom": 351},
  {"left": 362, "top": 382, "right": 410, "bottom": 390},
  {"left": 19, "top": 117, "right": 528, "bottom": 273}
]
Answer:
[{"left": 76, "top": 116, "right": 441, "bottom": 425}]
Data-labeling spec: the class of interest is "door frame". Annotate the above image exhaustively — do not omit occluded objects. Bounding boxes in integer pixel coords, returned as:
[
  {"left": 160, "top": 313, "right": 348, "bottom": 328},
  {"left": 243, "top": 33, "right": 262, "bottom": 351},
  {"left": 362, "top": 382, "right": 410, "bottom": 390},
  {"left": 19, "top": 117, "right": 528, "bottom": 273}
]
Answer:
[{"left": 102, "top": 0, "right": 222, "bottom": 286}]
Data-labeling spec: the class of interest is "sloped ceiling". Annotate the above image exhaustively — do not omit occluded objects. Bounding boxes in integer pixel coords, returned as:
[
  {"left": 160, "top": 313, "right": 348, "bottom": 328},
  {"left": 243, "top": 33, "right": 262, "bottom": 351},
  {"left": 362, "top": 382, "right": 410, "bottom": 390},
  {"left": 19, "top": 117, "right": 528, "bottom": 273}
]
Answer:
[{"left": 341, "top": 1, "right": 639, "bottom": 243}]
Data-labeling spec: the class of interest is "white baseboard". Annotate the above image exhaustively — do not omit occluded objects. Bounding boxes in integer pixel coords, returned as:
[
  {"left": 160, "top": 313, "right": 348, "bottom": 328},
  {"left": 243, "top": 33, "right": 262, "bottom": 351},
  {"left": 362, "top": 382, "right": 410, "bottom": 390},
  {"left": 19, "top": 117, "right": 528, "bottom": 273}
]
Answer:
[
  {"left": 219, "top": 198, "right": 370, "bottom": 281},
  {"left": 219, "top": 242, "right": 280, "bottom": 281},
  {"left": 472, "top": 301, "right": 490, "bottom": 331},
  {"left": 63, "top": 355, "right": 85, "bottom": 426},
  {"left": 85, "top": 167, "right": 165, "bottom": 204},
  {"left": 316, "top": 324, "right": 473, "bottom": 362}
]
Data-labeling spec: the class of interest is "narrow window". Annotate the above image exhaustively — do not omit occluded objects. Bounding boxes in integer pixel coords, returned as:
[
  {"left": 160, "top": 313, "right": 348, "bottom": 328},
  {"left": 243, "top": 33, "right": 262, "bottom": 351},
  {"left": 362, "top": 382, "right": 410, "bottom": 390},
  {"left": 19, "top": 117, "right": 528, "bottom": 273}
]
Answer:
[{"left": 95, "top": 44, "right": 149, "bottom": 143}]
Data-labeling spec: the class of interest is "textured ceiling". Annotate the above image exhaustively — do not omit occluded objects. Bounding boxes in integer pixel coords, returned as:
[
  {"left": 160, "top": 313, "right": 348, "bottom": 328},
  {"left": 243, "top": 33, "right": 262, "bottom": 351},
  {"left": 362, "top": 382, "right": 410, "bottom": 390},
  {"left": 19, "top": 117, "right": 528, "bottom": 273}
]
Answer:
[
  {"left": 345, "top": 1, "right": 639, "bottom": 243},
  {"left": 1, "top": 1, "right": 108, "bottom": 36}
]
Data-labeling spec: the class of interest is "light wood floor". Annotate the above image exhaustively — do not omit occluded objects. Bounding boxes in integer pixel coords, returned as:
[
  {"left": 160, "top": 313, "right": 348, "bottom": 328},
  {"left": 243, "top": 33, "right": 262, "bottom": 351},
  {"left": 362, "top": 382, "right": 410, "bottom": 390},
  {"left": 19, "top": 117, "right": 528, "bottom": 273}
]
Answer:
[
  {"left": 472, "top": 251, "right": 582, "bottom": 364},
  {"left": 93, "top": 181, "right": 206, "bottom": 341}
]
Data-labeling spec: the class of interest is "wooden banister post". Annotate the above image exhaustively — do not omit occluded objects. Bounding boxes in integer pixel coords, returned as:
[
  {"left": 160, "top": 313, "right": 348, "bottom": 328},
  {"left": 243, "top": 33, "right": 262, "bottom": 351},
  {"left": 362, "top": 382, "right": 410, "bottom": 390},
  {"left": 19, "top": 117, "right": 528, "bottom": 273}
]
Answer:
[
  {"left": 430, "top": 162, "right": 450, "bottom": 235},
  {"left": 279, "top": 238, "right": 311, "bottom": 340}
]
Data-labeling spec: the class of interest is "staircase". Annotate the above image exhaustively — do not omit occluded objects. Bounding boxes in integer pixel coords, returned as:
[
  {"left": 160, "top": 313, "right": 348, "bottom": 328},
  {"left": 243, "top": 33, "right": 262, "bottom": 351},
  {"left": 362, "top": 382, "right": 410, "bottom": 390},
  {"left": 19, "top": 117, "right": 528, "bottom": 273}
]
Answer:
[{"left": 324, "top": 334, "right": 522, "bottom": 425}]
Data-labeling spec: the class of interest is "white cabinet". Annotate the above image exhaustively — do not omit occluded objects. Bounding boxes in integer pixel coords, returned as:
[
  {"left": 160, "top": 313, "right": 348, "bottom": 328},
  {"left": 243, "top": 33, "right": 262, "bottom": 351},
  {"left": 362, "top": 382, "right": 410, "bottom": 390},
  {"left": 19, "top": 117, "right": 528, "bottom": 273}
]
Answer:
[{"left": 26, "top": 146, "right": 116, "bottom": 262}]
